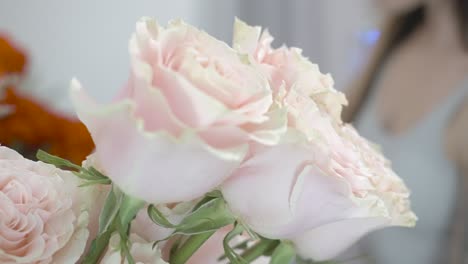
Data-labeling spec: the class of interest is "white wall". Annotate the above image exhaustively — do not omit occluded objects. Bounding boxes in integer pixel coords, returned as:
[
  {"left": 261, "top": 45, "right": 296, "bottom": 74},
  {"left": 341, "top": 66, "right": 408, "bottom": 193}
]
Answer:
[
  {"left": 0, "top": 0, "right": 377, "bottom": 112},
  {"left": 319, "top": 0, "right": 377, "bottom": 88},
  {"left": 0, "top": 0, "right": 205, "bottom": 111}
]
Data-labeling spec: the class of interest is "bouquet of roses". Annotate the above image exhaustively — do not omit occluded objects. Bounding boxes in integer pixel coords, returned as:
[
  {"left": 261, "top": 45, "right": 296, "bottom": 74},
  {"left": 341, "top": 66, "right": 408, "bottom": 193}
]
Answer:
[{"left": 0, "top": 18, "right": 416, "bottom": 264}]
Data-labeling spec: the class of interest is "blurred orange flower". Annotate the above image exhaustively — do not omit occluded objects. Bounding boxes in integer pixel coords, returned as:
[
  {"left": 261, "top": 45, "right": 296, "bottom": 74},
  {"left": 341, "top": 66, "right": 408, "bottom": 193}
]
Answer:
[
  {"left": 0, "top": 34, "right": 26, "bottom": 77},
  {"left": 0, "top": 34, "right": 94, "bottom": 164}
]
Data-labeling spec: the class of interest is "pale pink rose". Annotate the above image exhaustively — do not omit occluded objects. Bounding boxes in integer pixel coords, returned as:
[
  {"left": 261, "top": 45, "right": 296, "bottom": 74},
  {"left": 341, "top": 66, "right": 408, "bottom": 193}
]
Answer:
[
  {"left": 71, "top": 18, "right": 287, "bottom": 204},
  {"left": 0, "top": 146, "right": 91, "bottom": 264},
  {"left": 232, "top": 18, "right": 347, "bottom": 122},
  {"left": 227, "top": 20, "right": 415, "bottom": 261},
  {"left": 221, "top": 113, "right": 416, "bottom": 261},
  {"left": 100, "top": 233, "right": 167, "bottom": 264}
]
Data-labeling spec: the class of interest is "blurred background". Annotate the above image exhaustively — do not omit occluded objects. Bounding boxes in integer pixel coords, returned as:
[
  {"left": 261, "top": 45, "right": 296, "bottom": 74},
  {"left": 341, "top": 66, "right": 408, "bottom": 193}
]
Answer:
[{"left": 0, "top": 0, "right": 377, "bottom": 108}]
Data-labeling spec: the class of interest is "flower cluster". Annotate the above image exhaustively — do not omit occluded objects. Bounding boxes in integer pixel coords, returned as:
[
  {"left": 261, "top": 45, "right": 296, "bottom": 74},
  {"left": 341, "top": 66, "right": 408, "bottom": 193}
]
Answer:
[
  {"left": 0, "top": 147, "right": 91, "bottom": 264},
  {"left": 0, "top": 18, "right": 416, "bottom": 264}
]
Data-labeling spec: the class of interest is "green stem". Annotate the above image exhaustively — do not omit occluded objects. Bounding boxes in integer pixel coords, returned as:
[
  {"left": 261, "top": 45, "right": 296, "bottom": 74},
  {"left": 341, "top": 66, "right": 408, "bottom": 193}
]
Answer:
[
  {"left": 241, "top": 239, "right": 280, "bottom": 262},
  {"left": 82, "top": 217, "right": 118, "bottom": 264},
  {"left": 170, "top": 231, "right": 216, "bottom": 264}
]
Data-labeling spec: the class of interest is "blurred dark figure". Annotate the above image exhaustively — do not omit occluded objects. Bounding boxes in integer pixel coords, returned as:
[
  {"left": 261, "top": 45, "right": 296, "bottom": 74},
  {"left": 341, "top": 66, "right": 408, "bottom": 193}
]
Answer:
[{"left": 344, "top": 0, "right": 468, "bottom": 263}]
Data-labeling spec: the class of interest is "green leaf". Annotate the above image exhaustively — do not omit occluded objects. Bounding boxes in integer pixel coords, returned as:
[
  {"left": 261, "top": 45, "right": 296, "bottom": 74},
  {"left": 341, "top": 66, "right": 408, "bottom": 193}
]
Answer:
[
  {"left": 87, "top": 166, "right": 109, "bottom": 179},
  {"left": 191, "top": 190, "right": 223, "bottom": 212},
  {"left": 296, "top": 257, "right": 337, "bottom": 264},
  {"left": 169, "top": 236, "right": 183, "bottom": 260},
  {"left": 80, "top": 188, "right": 120, "bottom": 263},
  {"left": 99, "top": 186, "right": 122, "bottom": 233},
  {"left": 239, "top": 220, "right": 259, "bottom": 241},
  {"left": 241, "top": 239, "right": 279, "bottom": 262},
  {"left": 81, "top": 188, "right": 142, "bottom": 264},
  {"left": 191, "top": 190, "right": 221, "bottom": 212},
  {"left": 78, "top": 178, "right": 112, "bottom": 187},
  {"left": 114, "top": 194, "right": 143, "bottom": 264},
  {"left": 170, "top": 231, "right": 216, "bottom": 264},
  {"left": 119, "top": 194, "right": 145, "bottom": 229},
  {"left": 37, "top": 150, "right": 111, "bottom": 186},
  {"left": 174, "top": 198, "right": 235, "bottom": 235},
  {"left": 223, "top": 222, "right": 247, "bottom": 264},
  {"left": 82, "top": 228, "right": 115, "bottom": 264},
  {"left": 270, "top": 242, "right": 296, "bottom": 264},
  {"left": 192, "top": 196, "right": 215, "bottom": 211},
  {"left": 232, "top": 240, "right": 250, "bottom": 250},
  {"left": 121, "top": 240, "right": 136, "bottom": 264},
  {"left": 205, "top": 190, "right": 223, "bottom": 198},
  {"left": 118, "top": 225, "right": 136, "bottom": 264},
  {"left": 161, "top": 198, "right": 237, "bottom": 261},
  {"left": 72, "top": 171, "right": 98, "bottom": 181},
  {"left": 37, "top": 150, "right": 82, "bottom": 170},
  {"left": 147, "top": 205, "right": 176, "bottom": 228},
  {"left": 217, "top": 231, "right": 251, "bottom": 261},
  {"left": 148, "top": 195, "right": 235, "bottom": 248}
]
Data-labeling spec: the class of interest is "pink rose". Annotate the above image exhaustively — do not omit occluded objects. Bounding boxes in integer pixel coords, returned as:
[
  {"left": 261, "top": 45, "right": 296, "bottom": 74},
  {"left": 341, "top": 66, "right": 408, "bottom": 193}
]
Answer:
[
  {"left": 225, "top": 23, "right": 415, "bottom": 261},
  {"left": 0, "top": 146, "right": 91, "bottom": 264},
  {"left": 232, "top": 18, "right": 347, "bottom": 122},
  {"left": 221, "top": 112, "right": 416, "bottom": 261},
  {"left": 71, "top": 18, "right": 286, "bottom": 204}
]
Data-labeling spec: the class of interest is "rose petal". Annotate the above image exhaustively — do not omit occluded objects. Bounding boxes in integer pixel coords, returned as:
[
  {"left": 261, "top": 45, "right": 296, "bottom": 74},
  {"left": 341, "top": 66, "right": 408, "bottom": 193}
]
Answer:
[
  {"left": 232, "top": 18, "right": 262, "bottom": 55},
  {"left": 71, "top": 82, "right": 247, "bottom": 203},
  {"left": 152, "top": 64, "right": 228, "bottom": 128},
  {"left": 50, "top": 212, "right": 89, "bottom": 264},
  {"left": 291, "top": 217, "right": 389, "bottom": 261},
  {"left": 0, "top": 146, "right": 23, "bottom": 160},
  {"left": 127, "top": 61, "right": 184, "bottom": 134},
  {"left": 222, "top": 141, "right": 389, "bottom": 239}
]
